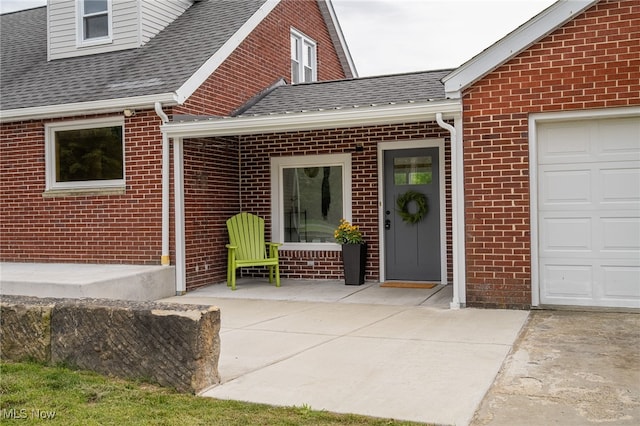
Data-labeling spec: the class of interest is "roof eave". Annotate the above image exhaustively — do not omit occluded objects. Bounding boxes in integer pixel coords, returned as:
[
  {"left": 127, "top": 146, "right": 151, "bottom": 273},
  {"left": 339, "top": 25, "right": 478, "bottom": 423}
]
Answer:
[
  {"left": 161, "top": 99, "right": 461, "bottom": 139},
  {"left": 0, "top": 93, "right": 179, "bottom": 123},
  {"left": 443, "top": 0, "right": 597, "bottom": 98}
]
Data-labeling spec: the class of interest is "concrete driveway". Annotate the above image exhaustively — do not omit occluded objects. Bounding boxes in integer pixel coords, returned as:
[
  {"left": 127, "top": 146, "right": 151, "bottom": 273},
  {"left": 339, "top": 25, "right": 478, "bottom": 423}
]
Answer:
[{"left": 472, "top": 310, "right": 640, "bottom": 425}]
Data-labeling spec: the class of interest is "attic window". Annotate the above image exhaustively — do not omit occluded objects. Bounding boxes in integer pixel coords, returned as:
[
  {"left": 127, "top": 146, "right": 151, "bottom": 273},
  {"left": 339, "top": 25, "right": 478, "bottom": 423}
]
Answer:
[
  {"left": 79, "top": 0, "right": 111, "bottom": 44},
  {"left": 290, "top": 29, "right": 317, "bottom": 84}
]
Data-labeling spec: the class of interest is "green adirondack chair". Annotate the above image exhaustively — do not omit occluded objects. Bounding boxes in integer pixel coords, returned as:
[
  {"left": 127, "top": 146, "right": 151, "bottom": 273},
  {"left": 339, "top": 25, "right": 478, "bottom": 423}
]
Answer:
[{"left": 226, "top": 212, "right": 282, "bottom": 290}]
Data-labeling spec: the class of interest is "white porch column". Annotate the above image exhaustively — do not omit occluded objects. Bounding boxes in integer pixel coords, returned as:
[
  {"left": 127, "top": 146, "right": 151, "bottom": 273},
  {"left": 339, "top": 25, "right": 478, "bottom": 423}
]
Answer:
[
  {"left": 155, "top": 102, "right": 171, "bottom": 266},
  {"left": 174, "top": 137, "right": 186, "bottom": 294},
  {"left": 161, "top": 131, "right": 171, "bottom": 266},
  {"left": 452, "top": 116, "right": 466, "bottom": 307}
]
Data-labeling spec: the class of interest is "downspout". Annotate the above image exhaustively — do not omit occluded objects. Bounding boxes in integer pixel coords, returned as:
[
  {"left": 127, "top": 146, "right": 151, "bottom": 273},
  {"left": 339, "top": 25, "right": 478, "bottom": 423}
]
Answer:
[
  {"left": 155, "top": 102, "right": 171, "bottom": 267},
  {"left": 436, "top": 112, "right": 463, "bottom": 309}
]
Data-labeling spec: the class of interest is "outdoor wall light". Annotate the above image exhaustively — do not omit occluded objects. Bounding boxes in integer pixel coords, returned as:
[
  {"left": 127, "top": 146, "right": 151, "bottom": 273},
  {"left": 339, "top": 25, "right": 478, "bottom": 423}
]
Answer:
[{"left": 123, "top": 108, "right": 136, "bottom": 117}]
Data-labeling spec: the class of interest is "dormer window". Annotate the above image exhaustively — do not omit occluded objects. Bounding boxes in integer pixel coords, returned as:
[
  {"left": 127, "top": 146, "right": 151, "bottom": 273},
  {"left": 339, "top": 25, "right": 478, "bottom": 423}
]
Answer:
[
  {"left": 290, "top": 29, "right": 316, "bottom": 84},
  {"left": 78, "top": 0, "right": 112, "bottom": 45}
]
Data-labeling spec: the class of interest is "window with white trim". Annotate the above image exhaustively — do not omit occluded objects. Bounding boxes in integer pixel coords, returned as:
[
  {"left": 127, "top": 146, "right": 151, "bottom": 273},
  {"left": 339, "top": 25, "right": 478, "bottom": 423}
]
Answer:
[
  {"left": 271, "top": 154, "right": 352, "bottom": 250},
  {"left": 78, "top": 0, "right": 112, "bottom": 44},
  {"left": 45, "top": 118, "right": 125, "bottom": 191},
  {"left": 290, "top": 29, "right": 317, "bottom": 84}
]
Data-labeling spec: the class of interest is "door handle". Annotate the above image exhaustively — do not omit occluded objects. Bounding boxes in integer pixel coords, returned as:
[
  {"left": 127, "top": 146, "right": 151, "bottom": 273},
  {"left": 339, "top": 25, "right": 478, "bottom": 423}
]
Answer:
[{"left": 385, "top": 219, "right": 391, "bottom": 230}]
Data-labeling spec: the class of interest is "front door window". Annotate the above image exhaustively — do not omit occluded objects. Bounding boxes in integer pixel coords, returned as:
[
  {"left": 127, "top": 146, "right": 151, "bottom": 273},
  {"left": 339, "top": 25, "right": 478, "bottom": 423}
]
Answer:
[{"left": 394, "top": 156, "right": 433, "bottom": 185}]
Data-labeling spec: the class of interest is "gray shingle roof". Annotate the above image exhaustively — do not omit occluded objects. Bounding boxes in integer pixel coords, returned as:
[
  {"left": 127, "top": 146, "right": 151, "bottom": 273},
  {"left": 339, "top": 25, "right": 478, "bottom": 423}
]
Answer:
[
  {"left": 236, "top": 69, "right": 453, "bottom": 117},
  {"left": 0, "top": 1, "right": 267, "bottom": 111}
]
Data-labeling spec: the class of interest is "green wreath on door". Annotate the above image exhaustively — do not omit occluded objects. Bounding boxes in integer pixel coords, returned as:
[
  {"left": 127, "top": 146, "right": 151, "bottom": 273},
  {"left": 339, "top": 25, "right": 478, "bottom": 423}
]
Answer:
[{"left": 396, "top": 190, "right": 428, "bottom": 224}]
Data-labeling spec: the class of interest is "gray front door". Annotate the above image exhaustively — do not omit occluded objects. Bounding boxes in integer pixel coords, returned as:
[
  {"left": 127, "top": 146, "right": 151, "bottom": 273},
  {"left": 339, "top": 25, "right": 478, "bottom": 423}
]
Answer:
[{"left": 384, "top": 147, "right": 441, "bottom": 281}]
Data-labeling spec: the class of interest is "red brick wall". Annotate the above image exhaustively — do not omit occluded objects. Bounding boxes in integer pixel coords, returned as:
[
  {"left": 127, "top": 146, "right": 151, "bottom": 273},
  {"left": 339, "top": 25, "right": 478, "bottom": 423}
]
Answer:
[
  {"left": 462, "top": 0, "right": 640, "bottom": 308},
  {"left": 174, "top": 0, "right": 348, "bottom": 116},
  {"left": 238, "top": 122, "right": 453, "bottom": 284},
  {"left": 182, "top": 137, "right": 239, "bottom": 290},
  {"left": 0, "top": 111, "right": 167, "bottom": 264}
]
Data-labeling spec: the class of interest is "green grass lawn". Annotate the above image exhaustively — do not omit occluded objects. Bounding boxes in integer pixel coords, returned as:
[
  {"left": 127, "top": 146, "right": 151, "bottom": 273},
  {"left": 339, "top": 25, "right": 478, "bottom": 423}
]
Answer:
[{"left": 1, "top": 362, "right": 427, "bottom": 425}]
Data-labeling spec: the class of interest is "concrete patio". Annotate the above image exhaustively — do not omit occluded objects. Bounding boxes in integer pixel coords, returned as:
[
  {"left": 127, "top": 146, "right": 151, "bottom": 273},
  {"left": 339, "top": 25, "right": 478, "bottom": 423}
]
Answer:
[{"left": 0, "top": 262, "right": 175, "bottom": 301}]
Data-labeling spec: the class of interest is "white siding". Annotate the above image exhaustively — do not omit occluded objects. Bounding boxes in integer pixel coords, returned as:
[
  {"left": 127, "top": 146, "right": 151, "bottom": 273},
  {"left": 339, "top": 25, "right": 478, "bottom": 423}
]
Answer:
[
  {"left": 48, "top": 0, "right": 193, "bottom": 60},
  {"left": 47, "top": 0, "right": 76, "bottom": 59},
  {"left": 140, "top": 0, "right": 192, "bottom": 45}
]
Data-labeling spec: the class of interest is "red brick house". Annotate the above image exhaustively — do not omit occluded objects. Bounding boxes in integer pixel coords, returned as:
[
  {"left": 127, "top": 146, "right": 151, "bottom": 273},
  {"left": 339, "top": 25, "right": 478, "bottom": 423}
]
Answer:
[
  {"left": 161, "top": 0, "right": 639, "bottom": 310},
  {"left": 0, "top": 0, "right": 354, "bottom": 299},
  {"left": 2, "top": 0, "right": 638, "bottom": 310}
]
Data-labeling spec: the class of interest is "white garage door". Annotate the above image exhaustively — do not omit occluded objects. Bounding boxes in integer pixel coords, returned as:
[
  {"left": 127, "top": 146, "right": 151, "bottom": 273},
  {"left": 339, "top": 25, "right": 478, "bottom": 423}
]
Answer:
[{"left": 537, "top": 116, "right": 640, "bottom": 308}]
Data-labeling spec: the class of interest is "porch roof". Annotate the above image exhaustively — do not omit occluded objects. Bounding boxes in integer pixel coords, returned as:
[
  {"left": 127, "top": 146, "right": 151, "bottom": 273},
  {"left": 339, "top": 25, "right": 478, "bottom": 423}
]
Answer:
[
  {"left": 163, "top": 69, "right": 461, "bottom": 138},
  {"left": 237, "top": 69, "right": 454, "bottom": 116}
]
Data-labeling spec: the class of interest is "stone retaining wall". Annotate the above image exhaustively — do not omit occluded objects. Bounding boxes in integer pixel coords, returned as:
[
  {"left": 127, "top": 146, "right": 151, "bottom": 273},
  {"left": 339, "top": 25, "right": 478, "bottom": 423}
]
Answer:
[{"left": 0, "top": 296, "right": 220, "bottom": 394}]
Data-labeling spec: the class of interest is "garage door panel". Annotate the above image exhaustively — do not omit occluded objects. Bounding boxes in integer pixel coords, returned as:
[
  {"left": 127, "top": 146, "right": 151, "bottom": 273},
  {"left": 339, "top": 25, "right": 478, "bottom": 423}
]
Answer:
[
  {"left": 537, "top": 115, "right": 640, "bottom": 309},
  {"left": 540, "top": 217, "right": 591, "bottom": 252},
  {"left": 602, "top": 266, "right": 640, "bottom": 301},
  {"left": 601, "top": 217, "right": 640, "bottom": 251},
  {"left": 539, "top": 168, "right": 592, "bottom": 206},
  {"left": 601, "top": 166, "right": 640, "bottom": 204},
  {"left": 540, "top": 262, "right": 640, "bottom": 308},
  {"left": 541, "top": 263, "right": 593, "bottom": 298},
  {"left": 538, "top": 122, "right": 591, "bottom": 164},
  {"left": 539, "top": 117, "right": 640, "bottom": 165},
  {"left": 597, "top": 117, "right": 640, "bottom": 159}
]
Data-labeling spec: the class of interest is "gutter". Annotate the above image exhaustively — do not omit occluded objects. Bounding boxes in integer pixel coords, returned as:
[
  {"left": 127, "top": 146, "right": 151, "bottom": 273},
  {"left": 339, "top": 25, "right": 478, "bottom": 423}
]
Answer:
[
  {"left": 0, "top": 93, "right": 178, "bottom": 123},
  {"left": 161, "top": 100, "right": 462, "bottom": 139}
]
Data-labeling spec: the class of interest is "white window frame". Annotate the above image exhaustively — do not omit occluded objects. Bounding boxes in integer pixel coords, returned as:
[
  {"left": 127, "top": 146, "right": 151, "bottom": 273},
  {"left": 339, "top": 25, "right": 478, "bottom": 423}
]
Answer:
[
  {"left": 271, "top": 154, "right": 352, "bottom": 251},
  {"left": 45, "top": 117, "right": 126, "bottom": 192},
  {"left": 77, "top": 0, "right": 113, "bottom": 46},
  {"left": 290, "top": 28, "right": 317, "bottom": 84}
]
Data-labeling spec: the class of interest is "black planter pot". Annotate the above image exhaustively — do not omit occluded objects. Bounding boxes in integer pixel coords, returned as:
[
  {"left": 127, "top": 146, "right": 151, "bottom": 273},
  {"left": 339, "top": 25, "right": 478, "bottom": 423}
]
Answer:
[{"left": 341, "top": 243, "right": 367, "bottom": 285}]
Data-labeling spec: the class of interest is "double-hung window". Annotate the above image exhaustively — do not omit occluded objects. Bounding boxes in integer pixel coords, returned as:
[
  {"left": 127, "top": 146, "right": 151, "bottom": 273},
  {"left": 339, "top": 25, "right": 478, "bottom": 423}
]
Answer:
[
  {"left": 290, "top": 29, "right": 317, "bottom": 84},
  {"left": 271, "top": 154, "right": 352, "bottom": 250},
  {"left": 45, "top": 118, "right": 125, "bottom": 191},
  {"left": 78, "top": 0, "right": 111, "bottom": 44}
]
